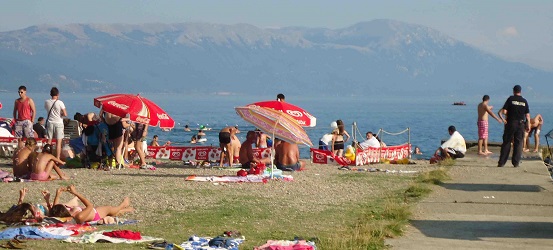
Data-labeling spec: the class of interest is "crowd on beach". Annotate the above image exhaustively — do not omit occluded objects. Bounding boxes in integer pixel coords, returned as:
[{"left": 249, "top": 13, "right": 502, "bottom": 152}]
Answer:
[
  {"left": 9, "top": 89, "right": 308, "bottom": 179},
  {"left": 1, "top": 84, "right": 544, "bottom": 227}
]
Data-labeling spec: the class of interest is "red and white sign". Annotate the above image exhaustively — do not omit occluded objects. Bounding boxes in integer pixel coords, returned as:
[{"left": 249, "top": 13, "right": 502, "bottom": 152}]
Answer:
[
  {"left": 311, "top": 144, "right": 411, "bottom": 166},
  {"left": 146, "top": 146, "right": 272, "bottom": 162}
]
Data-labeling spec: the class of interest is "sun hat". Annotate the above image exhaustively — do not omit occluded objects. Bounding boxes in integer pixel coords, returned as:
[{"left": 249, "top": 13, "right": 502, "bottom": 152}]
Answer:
[{"left": 330, "top": 121, "right": 338, "bottom": 129}]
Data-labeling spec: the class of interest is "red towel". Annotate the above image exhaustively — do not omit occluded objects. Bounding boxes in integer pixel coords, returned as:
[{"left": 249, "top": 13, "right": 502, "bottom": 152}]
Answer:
[{"left": 103, "top": 230, "right": 142, "bottom": 240}]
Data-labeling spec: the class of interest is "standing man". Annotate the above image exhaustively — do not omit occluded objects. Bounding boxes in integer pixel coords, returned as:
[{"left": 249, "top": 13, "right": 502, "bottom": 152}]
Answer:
[
  {"left": 44, "top": 87, "right": 67, "bottom": 160},
  {"left": 477, "top": 95, "right": 502, "bottom": 155},
  {"left": 497, "top": 85, "right": 530, "bottom": 168},
  {"left": 33, "top": 117, "right": 47, "bottom": 138},
  {"left": 276, "top": 93, "right": 285, "bottom": 102},
  {"left": 13, "top": 86, "right": 36, "bottom": 148}
]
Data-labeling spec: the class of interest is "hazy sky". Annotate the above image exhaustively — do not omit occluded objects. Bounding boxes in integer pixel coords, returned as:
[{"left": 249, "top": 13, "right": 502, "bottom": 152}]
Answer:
[{"left": 2, "top": 0, "right": 553, "bottom": 70}]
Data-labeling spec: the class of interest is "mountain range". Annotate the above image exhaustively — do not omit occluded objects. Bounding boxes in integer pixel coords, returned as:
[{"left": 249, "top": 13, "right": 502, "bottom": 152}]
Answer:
[{"left": 0, "top": 19, "right": 551, "bottom": 99}]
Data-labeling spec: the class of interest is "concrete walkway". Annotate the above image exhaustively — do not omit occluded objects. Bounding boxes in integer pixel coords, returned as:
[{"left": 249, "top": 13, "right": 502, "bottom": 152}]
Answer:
[{"left": 387, "top": 146, "right": 553, "bottom": 249}]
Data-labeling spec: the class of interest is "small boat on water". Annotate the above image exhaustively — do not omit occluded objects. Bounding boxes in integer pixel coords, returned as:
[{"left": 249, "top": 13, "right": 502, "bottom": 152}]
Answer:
[{"left": 453, "top": 102, "right": 466, "bottom": 106}]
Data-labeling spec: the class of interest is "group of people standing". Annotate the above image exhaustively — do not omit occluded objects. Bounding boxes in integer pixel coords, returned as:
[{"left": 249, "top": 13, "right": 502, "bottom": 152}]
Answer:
[
  {"left": 476, "top": 84, "right": 541, "bottom": 167},
  {"left": 435, "top": 85, "right": 542, "bottom": 168},
  {"left": 318, "top": 119, "right": 387, "bottom": 157},
  {"left": 12, "top": 86, "right": 69, "bottom": 181},
  {"left": 11, "top": 85, "right": 158, "bottom": 180}
]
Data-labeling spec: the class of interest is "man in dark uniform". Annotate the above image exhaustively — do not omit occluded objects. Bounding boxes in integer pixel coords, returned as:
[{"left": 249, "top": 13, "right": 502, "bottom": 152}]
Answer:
[{"left": 497, "top": 85, "right": 531, "bottom": 167}]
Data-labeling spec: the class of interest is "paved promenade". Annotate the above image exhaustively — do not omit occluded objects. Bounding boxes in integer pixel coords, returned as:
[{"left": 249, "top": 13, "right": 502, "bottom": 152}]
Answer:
[{"left": 387, "top": 146, "right": 553, "bottom": 249}]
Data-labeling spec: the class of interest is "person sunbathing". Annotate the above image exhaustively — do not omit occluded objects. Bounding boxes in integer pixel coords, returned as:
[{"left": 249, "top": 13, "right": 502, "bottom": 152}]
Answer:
[
  {"left": 49, "top": 185, "right": 133, "bottom": 224},
  {"left": 0, "top": 187, "right": 53, "bottom": 223},
  {"left": 30, "top": 143, "right": 68, "bottom": 181},
  {"left": 12, "top": 138, "right": 37, "bottom": 178}
]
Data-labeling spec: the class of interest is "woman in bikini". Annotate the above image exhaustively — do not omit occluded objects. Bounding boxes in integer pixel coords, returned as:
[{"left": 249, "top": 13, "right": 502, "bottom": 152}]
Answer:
[
  {"left": 30, "top": 144, "right": 68, "bottom": 181},
  {"left": 49, "top": 185, "right": 133, "bottom": 224},
  {"left": 101, "top": 110, "right": 131, "bottom": 168},
  {"left": 12, "top": 138, "right": 37, "bottom": 178},
  {"left": 331, "top": 119, "right": 350, "bottom": 157},
  {"left": 130, "top": 122, "right": 148, "bottom": 167}
]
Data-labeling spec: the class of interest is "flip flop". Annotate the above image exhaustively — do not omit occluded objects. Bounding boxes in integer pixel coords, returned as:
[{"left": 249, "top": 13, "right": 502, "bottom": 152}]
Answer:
[
  {"left": 148, "top": 241, "right": 168, "bottom": 249},
  {"left": 13, "top": 235, "right": 26, "bottom": 244}
]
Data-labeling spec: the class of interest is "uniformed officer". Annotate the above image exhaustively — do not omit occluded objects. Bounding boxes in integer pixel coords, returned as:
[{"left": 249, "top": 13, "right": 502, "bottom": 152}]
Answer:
[{"left": 497, "top": 85, "right": 531, "bottom": 167}]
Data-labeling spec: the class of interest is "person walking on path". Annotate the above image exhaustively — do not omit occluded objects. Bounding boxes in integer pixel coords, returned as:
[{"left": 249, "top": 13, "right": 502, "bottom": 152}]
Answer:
[
  {"left": 13, "top": 86, "right": 36, "bottom": 148},
  {"left": 44, "top": 87, "right": 67, "bottom": 161},
  {"left": 477, "top": 95, "right": 503, "bottom": 155},
  {"left": 497, "top": 85, "right": 530, "bottom": 168}
]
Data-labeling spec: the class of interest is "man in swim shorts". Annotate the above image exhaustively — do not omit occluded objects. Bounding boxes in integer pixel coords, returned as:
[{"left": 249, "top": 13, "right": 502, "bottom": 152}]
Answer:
[
  {"left": 13, "top": 86, "right": 36, "bottom": 148},
  {"left": 275, "top": 139, "right": 305, "bottom": 171},
  {"left": 219, "top": 126, "right": 237, "bottom": 167},
  {"left": 477, "top": 95, "right": 503, "bottom": 155}
]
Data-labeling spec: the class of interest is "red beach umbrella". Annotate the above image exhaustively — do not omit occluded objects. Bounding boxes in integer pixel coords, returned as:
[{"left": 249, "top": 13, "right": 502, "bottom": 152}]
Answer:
[
  {"left": 247, "top": 100, "right": 316, "bottom": 127},
  {"left": 94, "top": 93, "right": 175, "bottom": 130}
]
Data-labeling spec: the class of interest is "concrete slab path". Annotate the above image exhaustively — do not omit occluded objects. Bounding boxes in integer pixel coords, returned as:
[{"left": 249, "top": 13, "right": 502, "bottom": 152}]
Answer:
[{"left": 387, "top": 147, "right": 553, "bottom": 249}]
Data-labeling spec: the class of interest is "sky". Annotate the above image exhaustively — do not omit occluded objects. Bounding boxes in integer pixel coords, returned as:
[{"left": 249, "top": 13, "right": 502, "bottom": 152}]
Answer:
[{"left": 1, "top": 0, "right": 553, "bottom": 71}]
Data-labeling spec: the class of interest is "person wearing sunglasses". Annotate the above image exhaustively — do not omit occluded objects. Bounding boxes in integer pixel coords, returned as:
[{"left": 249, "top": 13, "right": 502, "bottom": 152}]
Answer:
[{"left": 13, "top": 86, "right": 36, "bottom": 148}]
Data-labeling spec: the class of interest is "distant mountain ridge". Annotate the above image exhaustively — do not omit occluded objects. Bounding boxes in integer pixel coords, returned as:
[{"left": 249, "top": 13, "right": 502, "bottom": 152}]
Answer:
[{"left": 0, "top": 19, "right": 551, "bottom": 99}]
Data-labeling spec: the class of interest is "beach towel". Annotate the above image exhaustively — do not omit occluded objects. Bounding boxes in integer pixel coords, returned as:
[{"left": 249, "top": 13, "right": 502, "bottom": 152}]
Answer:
[
  {"left": 0, "top": 226, "right": 69, "bottom": 240},
  {"left": 185, "top": 175, "right": 294, "bottom": 183},
  {"left": 254, "top": 239, "right": 317, "bottom": 250},
  {"left": 179, "top": 235, "right": 244, "bottom": 250},
  {"left": 64, "top": 230, "right": 162, "bottom": 244},
  {"left": 185, "top": 175, "right": 268, "bottom": 183}
]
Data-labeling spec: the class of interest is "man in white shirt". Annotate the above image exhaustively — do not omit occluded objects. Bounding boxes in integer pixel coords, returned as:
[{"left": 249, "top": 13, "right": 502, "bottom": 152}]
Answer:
[
  {"left": 44, "top": 87, "right": 67, "bottom": 160},
  {"left": 359, "top": 131, "right": 381, "bottom": 150},
  {"left": 435, "top": 125, "right": 466, "bottom": 159}
]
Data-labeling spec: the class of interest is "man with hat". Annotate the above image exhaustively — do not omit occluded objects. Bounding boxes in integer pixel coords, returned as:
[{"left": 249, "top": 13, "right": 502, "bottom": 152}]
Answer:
[{"left": 497, "top": 85, "right": 531, "bottom": 168}]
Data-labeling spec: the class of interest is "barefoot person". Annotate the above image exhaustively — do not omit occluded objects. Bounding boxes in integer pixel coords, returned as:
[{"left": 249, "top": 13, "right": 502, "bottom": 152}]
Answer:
[
  {"left": 44, "top": 87, "right": 67, "bottom": 160},
  {"left": 49, "top": 185, "right": 133, "bottom": 224},
  {"left": 30, "top": 144, "right": 68, "bottom": 181},
  {"left": 12, "top": 138, "right": 37, "bottom": 178},
  {"left": 101, "top": 110, "right": 131, "bottom": 168},
  {"left": 275, "top": 138, "right": 305, "bottom": 171},
  {"left": 219, "top": 126, "right": 237, "bottom": 167},
  {"left": 524, "top": 114, "right": 543, "bottom": 152},
  {"left": 477, "top": 95, "right": 503, "bottom": 155},
  {"left": 13, "top": 86, "right": 36, "bottom": 148}
]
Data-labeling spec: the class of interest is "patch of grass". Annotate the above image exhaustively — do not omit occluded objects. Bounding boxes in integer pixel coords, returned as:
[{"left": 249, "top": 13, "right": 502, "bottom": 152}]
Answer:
[
  {"left": 437, "top": 158, "right": 455, "bottom": 166},
  {"left": 416, "top": 167, "right": 450, "bottom": 184}
]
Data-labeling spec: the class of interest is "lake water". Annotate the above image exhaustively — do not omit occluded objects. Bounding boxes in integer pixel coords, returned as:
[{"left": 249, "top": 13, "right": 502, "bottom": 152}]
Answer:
[{"left": 1, "top": 92, "right": 551, "bottom": 159}]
